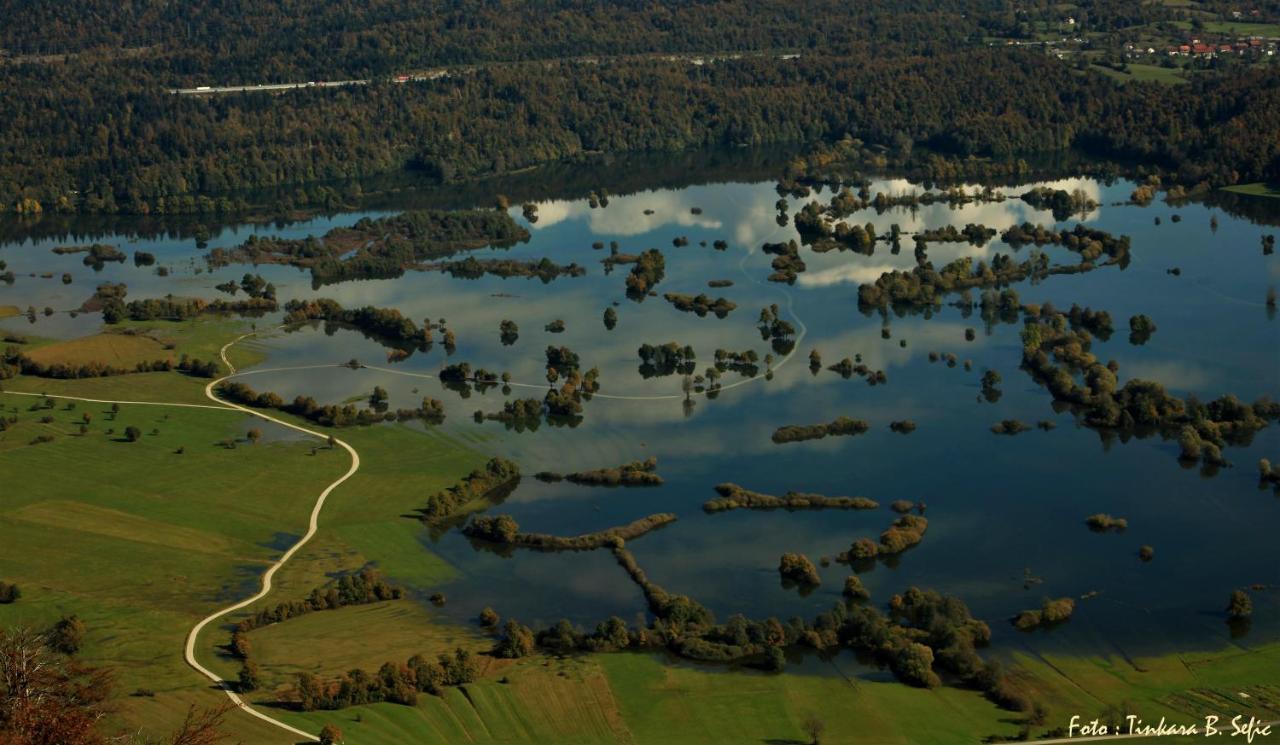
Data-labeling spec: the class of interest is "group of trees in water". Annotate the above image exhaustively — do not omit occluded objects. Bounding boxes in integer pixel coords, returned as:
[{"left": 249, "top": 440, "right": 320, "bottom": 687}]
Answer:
[
  {"left": 463, "top": 512, "right": 677, "bottom": 553},
  {"left": 447, "top": 475, "right": 1033, "bottom": 705},
  {"left": 705, "top": 483, "right": 878, "bottom": 513},
  {"left": 210, "top": 210, "right": 528, "bottom": 285},
  {"left": 772, "top": 416, "right": 870, "bottom": 444},
  {"left": 1019, "top": 304, "right": 1279, "bottom": 470},
  {"left": 417, "top": 458, "right": 520, "bottom": 521},
  {"left": 663, "top": 293, "right": 736, "bottom": 318},
  {"left": 217, "top": 380, "right": 445, "bottom": 427},
  {"left": 858, "top": 224, "right": 1131, "bottom": 312},
  {"left": 1012, "top": 598, "right": 1076, "bottom": 631},
  {"left": 839, "top": 514, "right": 930, "bottom": 564},
  {"left": 283, "top": 298, "right": 441, "bottom": 354},
  {"left": 622, "top": 249, "right": 666, "bottom": 298},
  {"left": 637, "top": 342, "right": 697, "bottom": 378},
  {"left": 536, "top": 457, "right": 663, "bottom": 487}
]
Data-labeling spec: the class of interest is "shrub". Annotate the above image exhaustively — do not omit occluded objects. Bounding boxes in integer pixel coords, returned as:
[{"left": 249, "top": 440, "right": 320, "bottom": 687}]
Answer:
[
  {"left": 495, "top": 620, "right": 536, "bottom": 658},
  {"left": 1226, "top": 590, "right": 1253, "bottom": 620},
  {"left": 49, "top": 615, "right": 86, "bottom": 654},
  {"left": 842, "top": 575, "right": 870, "bottom": 601},
  {"left": 1085, "top": 513, "right": 1127, "bottom": 532},
  {"left": 319, "top": 724, "right": 343, "bottom": 745},
  {"left": 778, "top": 553, "right": 821, "bottom": 586}
]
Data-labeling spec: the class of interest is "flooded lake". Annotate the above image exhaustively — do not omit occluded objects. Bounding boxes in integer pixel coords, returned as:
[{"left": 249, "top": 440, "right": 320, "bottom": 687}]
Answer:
[{"left": 3, "top": 166, "right": 1277, "bottom": 663}]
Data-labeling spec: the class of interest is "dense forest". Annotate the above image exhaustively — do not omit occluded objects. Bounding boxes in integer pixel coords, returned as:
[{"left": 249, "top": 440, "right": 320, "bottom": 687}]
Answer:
[{"left": 0, "top": 1, "right": 1277, "bottom": 214}]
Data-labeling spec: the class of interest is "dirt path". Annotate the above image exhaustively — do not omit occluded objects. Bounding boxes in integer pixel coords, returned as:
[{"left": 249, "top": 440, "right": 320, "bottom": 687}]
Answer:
[{"left": 176, "top": 332, "right": 362, "bottom": 741}]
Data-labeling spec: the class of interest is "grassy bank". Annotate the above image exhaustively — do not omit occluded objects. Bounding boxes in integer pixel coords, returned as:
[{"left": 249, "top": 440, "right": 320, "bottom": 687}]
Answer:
[{"left": 1223, "top": 182, "right": 1280, "bottom": 199}]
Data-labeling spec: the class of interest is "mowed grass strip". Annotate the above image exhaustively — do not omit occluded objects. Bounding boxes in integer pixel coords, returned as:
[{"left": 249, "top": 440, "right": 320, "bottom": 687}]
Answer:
[{"left": 12, "top": 500, "right": 242, "bottom": 555}]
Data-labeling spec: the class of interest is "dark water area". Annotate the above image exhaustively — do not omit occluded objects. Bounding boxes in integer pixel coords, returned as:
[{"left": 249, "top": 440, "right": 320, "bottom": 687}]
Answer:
[{"left": 3, "top": 168, "right": 1278, "bottom": 666}]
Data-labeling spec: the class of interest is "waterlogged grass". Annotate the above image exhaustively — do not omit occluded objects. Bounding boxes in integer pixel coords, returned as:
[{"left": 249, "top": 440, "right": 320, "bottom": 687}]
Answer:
[
  {"left": 0, "top": 304, "right": 21, "bottom": 318},
  {"left": 1223, "top": 182, "right": 1280, "bottom": 199},
  {"left": 200, "top": 420, "right": 487, "bottom": 684},
  {"left": 110, "top": 317, "right": 269, "bottom": 369}
]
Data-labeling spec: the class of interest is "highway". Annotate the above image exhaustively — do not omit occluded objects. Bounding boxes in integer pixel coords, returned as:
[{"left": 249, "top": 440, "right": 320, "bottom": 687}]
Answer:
[
  {"left": 168, "top": 51, "right": 800, "bottom": 95},
  {"left": 170, "top": 70, "right": 448, "bottom": 95}
]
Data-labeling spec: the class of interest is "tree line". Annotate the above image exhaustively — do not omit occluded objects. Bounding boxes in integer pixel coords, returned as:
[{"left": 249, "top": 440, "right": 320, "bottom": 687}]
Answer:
[{"left": 10, "top": 34, "right": 1274, "bottom": 216}]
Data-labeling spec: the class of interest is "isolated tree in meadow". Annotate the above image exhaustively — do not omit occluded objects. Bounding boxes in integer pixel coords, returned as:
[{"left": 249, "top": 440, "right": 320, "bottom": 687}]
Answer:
[
  {"left": 318, "top": 723, "right": 343, "bottom": 745},
  {"left": 803, "top": 715, "right": 826, "bottom": 745},
  {"left": 246, "top": 427, "right": 262, "bottom": 444},
  {"left": 49, "top": 614, "right": 86, "bottom": 654},
  {"left": 124, "top": 426, "right": 142, "bottom": 442}
]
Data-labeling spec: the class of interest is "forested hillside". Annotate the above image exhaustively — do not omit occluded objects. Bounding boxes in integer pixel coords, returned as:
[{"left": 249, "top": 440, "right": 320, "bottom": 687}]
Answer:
[{"left": 0, "top": 0, "right": 1277, "bottom": 214}]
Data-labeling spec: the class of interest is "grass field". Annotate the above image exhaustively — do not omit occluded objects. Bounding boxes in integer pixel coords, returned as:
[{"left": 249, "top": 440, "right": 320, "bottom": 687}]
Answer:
[
  {"left": 0, "top": 396, "right": 350, "bottom": 741},
  {"left": 1, "top": 370, "right": 218, "bottom": 405},
  {"left": 1091, "top": 62, "right": 1189, "bottom": 85},
  {"left": 2, "top": 318, "right": 270, "bottom": 405},
  {"left": 1171, "top": 19, "right": 1280, "bottom": 36},
  {"left": 230, "top": 641, "right": 1280, "bottom": 744},
  {"left": 23, "top": 331, "right": 173, "bottom": 367}
]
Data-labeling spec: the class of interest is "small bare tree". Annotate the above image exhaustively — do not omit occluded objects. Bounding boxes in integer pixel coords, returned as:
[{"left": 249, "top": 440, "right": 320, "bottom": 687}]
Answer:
[{"left": 802, "top": 715, "right": 826, "bottom": 745}]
